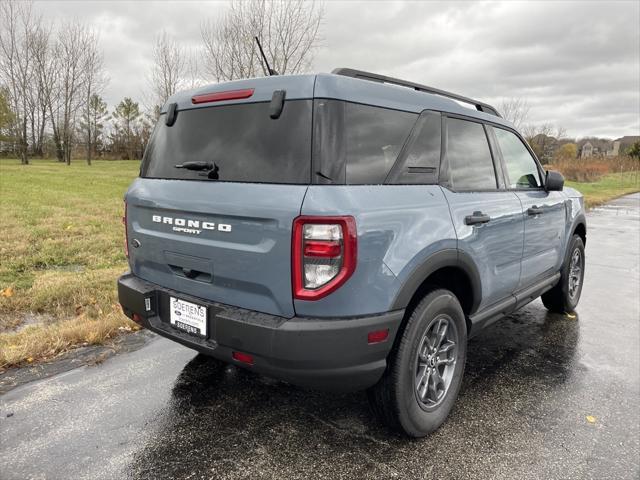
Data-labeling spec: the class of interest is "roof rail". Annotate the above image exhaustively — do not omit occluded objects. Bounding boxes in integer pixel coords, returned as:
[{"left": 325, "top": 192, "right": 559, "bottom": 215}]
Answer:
[{"left": 331, "top": 68, "right": 501, "bottom": 118}]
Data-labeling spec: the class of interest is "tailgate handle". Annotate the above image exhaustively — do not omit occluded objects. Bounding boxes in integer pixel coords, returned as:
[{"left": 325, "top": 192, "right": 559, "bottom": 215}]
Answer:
[
  {"left": 168, "top": 264, "right": 212, "bottom": 283},
  {"left": 182, "top": 268, "right": 199, "bottom": 279}
]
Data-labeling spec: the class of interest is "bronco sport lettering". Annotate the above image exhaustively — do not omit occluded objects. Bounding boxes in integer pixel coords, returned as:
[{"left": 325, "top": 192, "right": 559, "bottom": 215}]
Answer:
[{"left": 152, "top": 215, "right": 232, "bottom": 235}]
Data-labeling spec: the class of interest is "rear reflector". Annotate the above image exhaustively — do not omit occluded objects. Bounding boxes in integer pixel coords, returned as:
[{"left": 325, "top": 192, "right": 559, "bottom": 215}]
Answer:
[
  {"left": 132, "top": 313, "right": 143, "bottom": 324},
  {"left": 367, "top": 329, "right": 389, "bottom": 344},
  {"left": 192, "top": 88, "right": 255, "bottom": 104},
  {"left": 303, "top": 240, "right": 342, "bottom": 258},
  {"left": 232, "top": 351, "right": 254, "bottom": 365}
]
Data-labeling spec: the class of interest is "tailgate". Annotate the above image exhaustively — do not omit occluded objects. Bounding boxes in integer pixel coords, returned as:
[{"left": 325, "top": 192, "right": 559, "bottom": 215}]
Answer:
[{"left": 126, "top": 178, "right": 307, "bottom": 317}]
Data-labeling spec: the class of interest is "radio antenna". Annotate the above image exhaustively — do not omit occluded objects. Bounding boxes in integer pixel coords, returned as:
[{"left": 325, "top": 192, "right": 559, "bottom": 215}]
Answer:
[{"left": 254, "top": 36, "right": 278, "bottom": 76}]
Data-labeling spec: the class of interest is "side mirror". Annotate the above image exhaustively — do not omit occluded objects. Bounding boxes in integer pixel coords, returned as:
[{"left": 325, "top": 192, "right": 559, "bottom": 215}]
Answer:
[{"left": 545, "top": 170, "right": 564, "bottom": 191}]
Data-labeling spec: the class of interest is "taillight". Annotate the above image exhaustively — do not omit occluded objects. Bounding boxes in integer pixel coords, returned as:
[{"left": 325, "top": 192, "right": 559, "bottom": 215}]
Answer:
[
  {"left": 123, "top": 202, "right": 129, "bottom": 258},
  {"left": 292, "top": 216, "right": 357, "bottom": 300}
]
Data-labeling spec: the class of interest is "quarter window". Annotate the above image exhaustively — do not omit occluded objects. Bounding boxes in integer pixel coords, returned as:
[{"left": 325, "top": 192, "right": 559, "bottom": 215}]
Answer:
[
  {"left": 344, "top": 103, "right": 417, "bottom": 184},
  {"left": 312, "top": 100, "right": 418, "bottom": 184},
  {"left": 445, "top": 118, "right": 497, "bottom": 190},
  {"left": 493, "top": 127, "right": 542, "bottom": 189},
  {"left": 387, "top": 111, "right": 441, "bottom": 184}
]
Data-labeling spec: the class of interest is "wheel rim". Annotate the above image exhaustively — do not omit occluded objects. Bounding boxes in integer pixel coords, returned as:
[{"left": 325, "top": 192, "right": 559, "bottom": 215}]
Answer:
[
  {"left": 414, "top": 315, "right": 458, "bottom": 409},
  {"left": 568, "top": 248, "right": 583, "bottom": 299}
]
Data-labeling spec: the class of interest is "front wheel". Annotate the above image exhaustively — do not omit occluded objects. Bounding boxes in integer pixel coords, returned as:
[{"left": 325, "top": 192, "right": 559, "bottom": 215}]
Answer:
[
  {"left": 368, "top": 289, "right": 467, "bottom": 437},
  {"left": 542, "top": 234, "right": 585, "bottom": 313}
]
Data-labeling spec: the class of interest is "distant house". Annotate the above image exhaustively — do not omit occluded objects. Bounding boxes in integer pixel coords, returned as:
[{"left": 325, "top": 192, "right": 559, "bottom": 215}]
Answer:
[
  {"left": 606, "top": 141, "right": 621, "bottom": 157},
  {"left": 580, "top": 142, "right": 593, "bottom": 159},
  {"left": 578, "top": 136, "right": 639, "bottom": 159}
]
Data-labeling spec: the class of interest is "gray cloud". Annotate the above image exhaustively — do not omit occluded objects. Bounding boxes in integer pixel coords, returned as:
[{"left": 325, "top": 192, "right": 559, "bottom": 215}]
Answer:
[{"left": 35, "top": 0, "right": 639, "bottom": 138}]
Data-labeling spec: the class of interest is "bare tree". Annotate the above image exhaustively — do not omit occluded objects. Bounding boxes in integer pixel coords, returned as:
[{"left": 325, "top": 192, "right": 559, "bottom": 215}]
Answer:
[
  {"left": 30, "top": 19, "right": 57, "bottom": 158},
  {"left": 148, "top": 31, "right": 185, "bottom": 110},
  {"left": 500, "top": 97, "right": 530, "bottom": 130},
  {"left": 523, "top": 123, "right": 567, "bottom": 164},
  {"left": 523, "top": 123, "right": 566, "bottom": 143},
  {"left": 50, "top": 21, "right": 97, "bottom": 164},
  {"left": 201, "top": 3, "right": 258, "bottom": 81},
  {"left": 82, "top": 30, "right": 106, "bottom": 165},
  {"left": 0, "top": 0, "right": 36, "bottom": 164},
  {"left": 201, "top": 0, "right": 323, "bottom": 82},
  {"left": 262, "top": 1, "right": 323, "bottom": 74},
  {"left": 184, "top": 47, "right": 202, "bottom": 90}
]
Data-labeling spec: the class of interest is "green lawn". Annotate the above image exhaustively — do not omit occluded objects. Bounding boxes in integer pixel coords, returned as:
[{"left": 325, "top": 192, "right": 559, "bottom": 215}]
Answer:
[
  {"left": 566, "top": 172, "right": 640, "bottom": 208},
  {"left": 0, "top": 159, "right": 140, "bottom": 367}
]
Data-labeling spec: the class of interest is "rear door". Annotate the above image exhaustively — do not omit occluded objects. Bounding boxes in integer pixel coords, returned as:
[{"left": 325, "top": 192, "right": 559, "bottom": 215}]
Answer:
[
  {"left": 126, "top": 97, "right": 313, "bottom": 318},
  {"left": 440, "top": 116, "right": 524, "bottom": 311},
  {"left": 489, "top": 126, "right": 567, "bottom": 288}
]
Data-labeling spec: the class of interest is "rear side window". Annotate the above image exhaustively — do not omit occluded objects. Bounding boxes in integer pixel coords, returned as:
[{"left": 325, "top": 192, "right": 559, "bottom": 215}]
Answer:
[
  {"left": 493, "top": 127, "right": 542, "bottom": 189},
  {"left": 313, "top": 100, "right": 417, "bottom": 184},
  {"left": 142, "top": 100, "right": 312, "bottom": 183},
  {"left": 445, "top": 118, "right": 497, "bottom": 190}
]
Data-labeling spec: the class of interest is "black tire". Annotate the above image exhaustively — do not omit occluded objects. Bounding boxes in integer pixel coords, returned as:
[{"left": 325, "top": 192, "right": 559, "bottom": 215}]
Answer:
[
  {"left": 367, "top": 289, "right": 467, "bottom": 437},
  {"left": 542, "top": 234, "right": 585, "bottom": 313}
]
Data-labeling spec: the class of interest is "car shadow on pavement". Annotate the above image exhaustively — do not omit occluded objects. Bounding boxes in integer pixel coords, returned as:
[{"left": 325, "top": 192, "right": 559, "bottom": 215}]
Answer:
[{"left": 129, "top": 305, "right": 580, "bottom": 479}]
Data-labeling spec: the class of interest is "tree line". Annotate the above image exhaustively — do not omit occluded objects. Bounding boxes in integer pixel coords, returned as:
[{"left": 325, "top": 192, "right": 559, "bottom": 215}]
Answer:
[
  {"left": 0, "top": 0, "right": 323, "bottom": 164},
  {"left": 8, "top": 0, "right": 630, "bottom": 167}
]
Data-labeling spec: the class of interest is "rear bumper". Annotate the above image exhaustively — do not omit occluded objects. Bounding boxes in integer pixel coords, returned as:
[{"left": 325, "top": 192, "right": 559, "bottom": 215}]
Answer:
[{"left": 117, "top": 273, "right": 404, "bottom": 391}]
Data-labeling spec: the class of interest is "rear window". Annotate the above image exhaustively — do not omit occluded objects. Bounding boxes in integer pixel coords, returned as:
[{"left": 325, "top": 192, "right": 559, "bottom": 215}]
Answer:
[
  {"left": 313, "top": 100, "right": 417, "bottom": 184},
  {"left": 141, "top": 100, "right": 312, "bottom": 183}
]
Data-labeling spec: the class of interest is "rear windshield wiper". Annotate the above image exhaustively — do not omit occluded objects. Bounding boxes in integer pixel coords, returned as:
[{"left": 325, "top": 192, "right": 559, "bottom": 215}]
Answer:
[{"left": 174, "top": 161, "right": 214, "bottom": 171}]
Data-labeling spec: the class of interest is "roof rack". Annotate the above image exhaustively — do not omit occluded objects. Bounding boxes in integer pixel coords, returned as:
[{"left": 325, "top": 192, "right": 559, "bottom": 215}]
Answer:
[{"left": 331, "top": 68, "right": 501, "bottom": 118}]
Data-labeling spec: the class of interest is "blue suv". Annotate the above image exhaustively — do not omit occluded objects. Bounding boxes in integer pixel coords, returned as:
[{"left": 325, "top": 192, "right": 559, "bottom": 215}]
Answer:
[{"left": 118, "top": 68, "right": 586, "bottom": 437}]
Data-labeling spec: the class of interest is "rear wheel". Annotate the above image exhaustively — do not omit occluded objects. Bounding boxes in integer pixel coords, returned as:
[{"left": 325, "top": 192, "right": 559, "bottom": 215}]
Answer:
[
  {"left": 542, "top": 234, "right": 585, "bottom": 313},
  {"left": 368, "top": 289, "right": 467, "bottom": 437}
]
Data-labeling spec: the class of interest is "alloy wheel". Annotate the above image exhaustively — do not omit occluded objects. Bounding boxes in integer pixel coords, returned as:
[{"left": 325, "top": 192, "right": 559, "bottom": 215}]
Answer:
[
  {"left": 414, "top": 315, "right": 458, "bottom": 409},
  {"left": 568, "top": 248, "right": 583, "bottom": 299}
]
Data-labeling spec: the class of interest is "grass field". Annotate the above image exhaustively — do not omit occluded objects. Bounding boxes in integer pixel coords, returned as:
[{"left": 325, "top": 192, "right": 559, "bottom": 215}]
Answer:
[
  {"left": 566, "top": 172, "right": 640, "bottom": 208},
  {"left": 0, "top": 159, "right": 140, "bottom": 368},
  {"left": 0, "top": 159, "right": 638, "bottom": 369}
]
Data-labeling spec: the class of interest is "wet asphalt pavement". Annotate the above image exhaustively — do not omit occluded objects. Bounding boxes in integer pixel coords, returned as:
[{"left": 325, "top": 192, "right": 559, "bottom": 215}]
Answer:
[{"left": 1, "top": 194, "right": 639, "bottom": 480}]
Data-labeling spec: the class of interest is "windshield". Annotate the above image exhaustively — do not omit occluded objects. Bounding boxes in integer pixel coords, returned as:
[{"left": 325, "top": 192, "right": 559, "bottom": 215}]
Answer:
[{"left": 141, "top": 100, "right": 312, "bottom": 183}]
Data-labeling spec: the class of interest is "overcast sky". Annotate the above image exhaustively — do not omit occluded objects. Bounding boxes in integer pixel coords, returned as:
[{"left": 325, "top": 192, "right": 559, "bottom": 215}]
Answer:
[{"left": 36, "top": 0, "right": 639, "bottom": 139}]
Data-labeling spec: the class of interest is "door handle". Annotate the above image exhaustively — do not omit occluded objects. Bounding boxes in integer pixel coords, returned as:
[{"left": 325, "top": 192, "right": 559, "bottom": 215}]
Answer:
[
  {"left": 527, "top": 206, "right": 544, "bottom": 216},
  {"left": 465, "top": 211, "right": 491, "bottom": 225}
]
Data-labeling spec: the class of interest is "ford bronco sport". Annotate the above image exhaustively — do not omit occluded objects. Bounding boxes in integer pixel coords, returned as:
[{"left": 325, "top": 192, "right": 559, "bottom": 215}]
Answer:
[{"left": 118, "top": 68, "right": 586, "bottom": 437}]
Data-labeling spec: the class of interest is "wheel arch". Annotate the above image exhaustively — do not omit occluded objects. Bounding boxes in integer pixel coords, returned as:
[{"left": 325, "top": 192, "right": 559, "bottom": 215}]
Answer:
[
  {"left": 573, "top": 220, "right": 586, "bottom": 245},
  {"left": 391, "top": 249, "right": 482, "bottom": 332}
]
